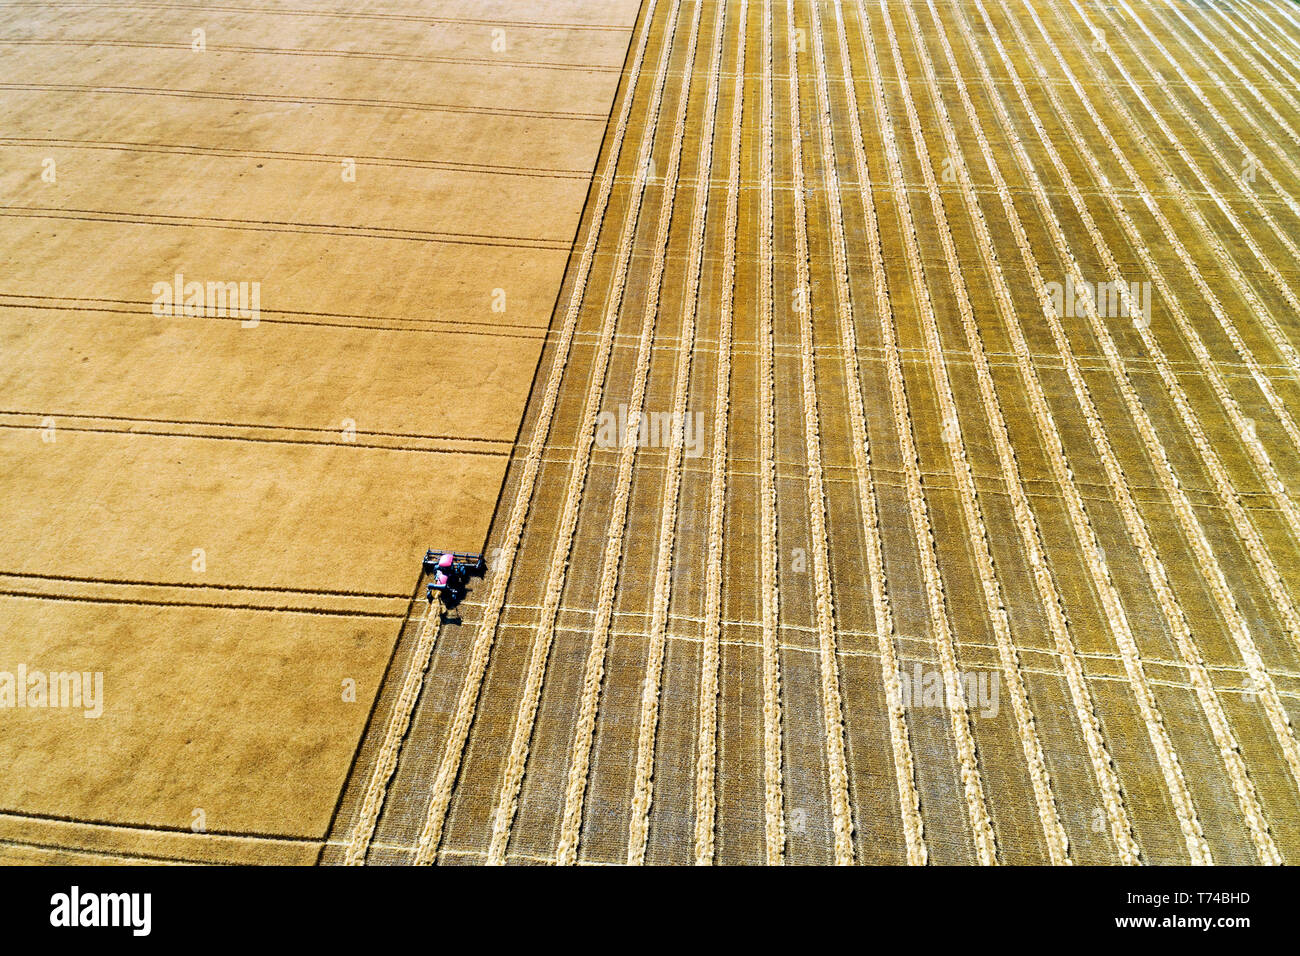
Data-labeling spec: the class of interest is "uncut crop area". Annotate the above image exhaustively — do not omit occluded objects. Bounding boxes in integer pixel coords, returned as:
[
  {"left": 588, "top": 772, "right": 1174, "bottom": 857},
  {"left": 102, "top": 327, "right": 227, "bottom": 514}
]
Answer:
[{"left": 5, "top": 1, "right": 1299, "bottom": 867}]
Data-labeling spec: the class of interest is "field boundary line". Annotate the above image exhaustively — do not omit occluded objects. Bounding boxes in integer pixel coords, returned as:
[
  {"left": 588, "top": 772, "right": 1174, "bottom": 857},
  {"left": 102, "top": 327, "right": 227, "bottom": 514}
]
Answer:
[
  {"left": 0, "top": 38, "right": 624, "bottom": 73},
  {"left": 0, "top": 85, "right": 607, "bottom": 121},
  {"left": 341, "top": 602, "right": 440, "bottom": 864},
  {"left": 0, "top": 138, "right": 592, "bottom": 178},
  {"left": 0, "top": 203, "right": 571, "bottom": 249}
]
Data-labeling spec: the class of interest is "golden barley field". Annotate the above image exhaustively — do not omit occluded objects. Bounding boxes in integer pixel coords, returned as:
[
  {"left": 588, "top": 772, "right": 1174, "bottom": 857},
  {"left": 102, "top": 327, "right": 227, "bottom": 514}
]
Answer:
[{"left": 6, "top": 0, "right": 1300, "bottom": 866}]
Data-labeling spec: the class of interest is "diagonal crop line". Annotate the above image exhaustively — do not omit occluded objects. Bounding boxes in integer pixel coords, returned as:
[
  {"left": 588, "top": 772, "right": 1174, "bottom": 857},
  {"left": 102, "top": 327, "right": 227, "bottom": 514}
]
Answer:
[
  {"left": 947, "top": 0, "right": 1213, "bottom": 863},
  {"left": 1009, "top": 0, "right": 1300, "bottom": 563},
  {"left": 1245, "top": 0, "right": 1300, "bottom": 60},
  {"left": 1042, "top": 0, "right": 1300, "bottom": 643},
  {"left": 925, "top": 0, "right": 1277, "bottom": 867},
  {"left": 1007, "top": 0, "right": 1300, "bottom": 525},
  {"left": 983, "top": 0, "right": 1296, "bottom": 861},
  {"left": 1019, "top": 0, "right": 1300, "bottom": 778},
  {"left": 1138, "top": 0, "right": 1300, "bottom": 209},
  {"left": 1056, "top": 0, "right": 1300, "bottom": 401},
  {"left": 1228, "top": 0, "right": 1300, "bottom": 82},
  {"left": 1166, "top": 0, "right": 1300, "bottom": 145},
  {"left": 849, "top": 0, "right": 1142, "bottom": 863}
]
